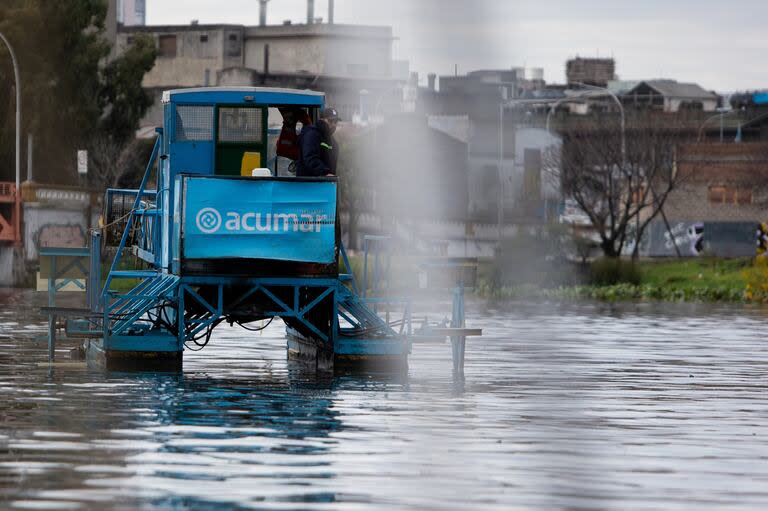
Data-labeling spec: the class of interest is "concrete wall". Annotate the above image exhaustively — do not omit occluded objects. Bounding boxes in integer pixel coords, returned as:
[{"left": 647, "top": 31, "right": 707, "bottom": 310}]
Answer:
[
  {"left": 21, "top": 183, "right": 98, "bottom": 262},
  {"left": 23, "top": 205, "right": 90, "bottom": 262},
  {"left": 244, "top": 24, "right": 392, "bottom": 78},
  {"left": 218, "top": 67, "right": 258, "bottom": 86},
  {"left": 0, "top": 183, "right": 98, "bottom": 287},
  {"left": 116, "top": 26, "right": 244, "bottom": 89},
  {"left": 244, "top": 34, "right": 391, "bottom": 78},
  {"left": 625, "top": 220, "right": 761, "bottom": 258},
  {"left": 119, "top": 23, "right": 393, "bottom": 90},
  {"left": 245, "top": 36, "right": 325, "bottom": 75},
  {"left": 0, "top": 246, "right": 25, "bottom": 287}
]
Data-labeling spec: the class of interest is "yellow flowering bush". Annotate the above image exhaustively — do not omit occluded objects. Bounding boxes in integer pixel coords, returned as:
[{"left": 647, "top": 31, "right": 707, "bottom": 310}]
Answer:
[{"left": 744, "top": 257, "right": 768, "bottom": 303}]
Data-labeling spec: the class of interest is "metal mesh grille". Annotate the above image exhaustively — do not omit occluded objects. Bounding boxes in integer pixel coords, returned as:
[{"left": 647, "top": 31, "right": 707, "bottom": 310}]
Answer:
[
  {"left": 104, "top": 191, "right": 155, "bottom": 246},
  {"left": 175, "top": 105, "right": 214, "bottom": 141},
  {"left": 218, "top": 107, "right": 263, "bottom": 143}
]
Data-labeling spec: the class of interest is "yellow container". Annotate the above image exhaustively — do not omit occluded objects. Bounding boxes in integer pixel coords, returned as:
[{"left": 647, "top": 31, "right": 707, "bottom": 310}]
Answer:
[{"left": 240, "top": 152, "right": 262, "bottom": 176}]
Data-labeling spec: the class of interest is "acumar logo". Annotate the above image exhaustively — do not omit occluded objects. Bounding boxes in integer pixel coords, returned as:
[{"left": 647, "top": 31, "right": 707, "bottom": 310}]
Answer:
[
  {"left": 195, "top": 208, "right": 330, "bottom": 234},
  {"left": 196, "top": 208, "right": 222, "bottom": 234}
]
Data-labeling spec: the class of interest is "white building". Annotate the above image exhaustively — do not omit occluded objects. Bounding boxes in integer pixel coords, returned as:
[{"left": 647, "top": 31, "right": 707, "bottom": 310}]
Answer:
[{"left": 117, "top": 0, "right": 146, "bottom": 26}]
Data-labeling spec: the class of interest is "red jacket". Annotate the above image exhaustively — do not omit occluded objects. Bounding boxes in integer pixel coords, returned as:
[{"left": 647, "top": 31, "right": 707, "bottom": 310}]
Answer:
[{"left": 276, "top": 112, "right": 312, "bottom": 161}]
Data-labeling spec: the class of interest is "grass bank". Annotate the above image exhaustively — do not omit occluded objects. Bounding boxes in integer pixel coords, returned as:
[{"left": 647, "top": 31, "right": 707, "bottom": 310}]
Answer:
[{"left": 478, "top": 258, "right": 768, "bottom": 303}]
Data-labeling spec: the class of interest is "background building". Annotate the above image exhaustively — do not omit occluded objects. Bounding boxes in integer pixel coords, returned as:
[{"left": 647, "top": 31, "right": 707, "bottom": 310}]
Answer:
[
  {"left": 566, "top": 57, "right": 616, "bottom": 87},
  {"left": 622, "top": 80, "right": 719, "bottom": 112},
  {"left": 117, "top": 0, "right": 146, "bottom": 26},
  {"left": 664, "top": 143, "right": 768, "bottom": 223},
  {"left": 113, "top": 1, "right": 405, "bottom": 130}
]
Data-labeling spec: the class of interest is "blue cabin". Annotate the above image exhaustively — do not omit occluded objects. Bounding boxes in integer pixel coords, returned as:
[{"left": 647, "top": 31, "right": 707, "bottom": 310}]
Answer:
[{"left": 151, "top": 87, "right": 333, "bottom": 276}]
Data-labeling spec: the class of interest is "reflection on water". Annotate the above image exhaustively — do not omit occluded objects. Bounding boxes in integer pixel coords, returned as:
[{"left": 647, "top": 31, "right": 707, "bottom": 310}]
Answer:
[{"left": 2, "top": 291, "right": 768, "bottom": 510}]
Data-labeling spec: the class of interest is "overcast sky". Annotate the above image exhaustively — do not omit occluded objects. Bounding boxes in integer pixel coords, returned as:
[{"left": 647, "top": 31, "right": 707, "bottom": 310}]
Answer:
[{"left": 147, "top": 0, "right": 768, "bottom": 92}]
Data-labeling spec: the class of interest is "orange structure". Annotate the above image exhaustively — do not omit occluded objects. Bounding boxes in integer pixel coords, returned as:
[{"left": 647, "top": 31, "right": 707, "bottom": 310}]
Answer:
[{"left": 0, "top": 181, "right": 20, "bottom": 243}]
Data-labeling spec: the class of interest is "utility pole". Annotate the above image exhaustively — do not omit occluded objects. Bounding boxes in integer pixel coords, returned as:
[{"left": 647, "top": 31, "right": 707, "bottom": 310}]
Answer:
[
  {"left": 0, "top": 31, "right": 22, "bottom": 244},
  {"left": 498, "top": 101, "right": 504, "bottom": 242}
]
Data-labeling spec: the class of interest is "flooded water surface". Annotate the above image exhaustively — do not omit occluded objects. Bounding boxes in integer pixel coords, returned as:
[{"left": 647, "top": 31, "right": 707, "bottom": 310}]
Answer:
[{"left": 2, "top": 290, "right": 768, "bottom": 510}]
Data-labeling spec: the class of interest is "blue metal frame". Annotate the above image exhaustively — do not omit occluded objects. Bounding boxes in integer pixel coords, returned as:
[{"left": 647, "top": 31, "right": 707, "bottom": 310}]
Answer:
[
  {"left": 40, "top": 247, "right": 90, "bottom": 302},
  {"left": 104, "top": 188, "right": 160, "bottom": 266},
  {"left": 101, "top": 129, "right": 163, "bottom": 299},
  {"left": 450, "top": 284, "right": 467, "bottom": 373},
  {"left": 40, "top": 247, "right": 90, "bottom": 361},
  {"left": 181, "top": 277, "right": 338, "bottom": 344}
]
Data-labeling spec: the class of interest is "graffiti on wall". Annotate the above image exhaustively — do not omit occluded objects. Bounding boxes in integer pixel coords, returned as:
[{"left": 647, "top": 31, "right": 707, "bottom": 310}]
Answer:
[
  {"left": 659, "top": 222, "right": 704, "bottom": 256},
  {"left": 625, "top": 221, "right": 762, "bottom": 258},
  {"left": 758, "top": 223, "right": 768, "bottom": 257},
  {"left": 36, "top": 224, "right": 86, "bottom": 250}
]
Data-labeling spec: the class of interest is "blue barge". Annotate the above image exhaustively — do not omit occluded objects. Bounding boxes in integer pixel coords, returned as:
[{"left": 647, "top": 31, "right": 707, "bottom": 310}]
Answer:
[{"left": 85, "top": 87, "right": 410, "bottom": 370}]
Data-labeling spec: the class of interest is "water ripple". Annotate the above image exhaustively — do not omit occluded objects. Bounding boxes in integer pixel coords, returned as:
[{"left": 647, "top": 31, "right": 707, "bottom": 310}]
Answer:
[{"left": 1, "top": 292, "right": 768, "bottom": 509}]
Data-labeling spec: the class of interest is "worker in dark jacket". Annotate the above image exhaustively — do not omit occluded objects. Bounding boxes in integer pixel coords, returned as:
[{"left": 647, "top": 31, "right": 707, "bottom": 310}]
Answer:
[{"left": 296, "top": 107, "right": 340, "bottom": 177}]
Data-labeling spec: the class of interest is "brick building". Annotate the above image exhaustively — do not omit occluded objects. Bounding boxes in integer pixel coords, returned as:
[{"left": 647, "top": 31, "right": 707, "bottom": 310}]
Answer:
[
  {"left": 663, "top": 143, "right": 768, "bottom": 222},
  {"left": 566, "top": 58, "right": 616, "bottom": 87}
]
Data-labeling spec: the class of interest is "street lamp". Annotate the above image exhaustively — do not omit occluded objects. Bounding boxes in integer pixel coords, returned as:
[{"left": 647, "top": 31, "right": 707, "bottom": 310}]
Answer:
[
  {"left": 697, "top": 108, "right": 735, "bottom": 143},
  {"left": 0, "top": 31, "right": 21, "bottom": 243},
  {"left": 498, "top": 101, "right": 504, "bottom": 241},
  {"left": 545, "top": 93, "right": 602, "bottom": 133},
  {"left": 717, "top": 107, "right": 729, "bottom": 143},
  {"left": 573, "top": 82, "right": 626, "bottom": 164},
  {"left": 545, "top": 96, "right": 574, "bottom": 133}
]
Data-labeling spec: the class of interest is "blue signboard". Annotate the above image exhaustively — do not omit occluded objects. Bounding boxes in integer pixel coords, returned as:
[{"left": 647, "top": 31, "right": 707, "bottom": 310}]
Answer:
[
  {"left": 182, "top": 177, "right": 337, "bottom": 263},
  {"left": 753, "top": 92, "right": 768, "bottom": 105}
]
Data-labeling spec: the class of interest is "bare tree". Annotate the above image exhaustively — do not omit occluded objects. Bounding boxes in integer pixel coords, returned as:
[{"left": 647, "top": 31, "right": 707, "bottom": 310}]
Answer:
[
  {"left": 87, "top": 133, "right": 124, "bottom": 191},
  {"left": 545, "top": 111, "right": 696, "bottom": 258},
  {"left": 87, "top": 135, "right": 156, "bottom": 192}
]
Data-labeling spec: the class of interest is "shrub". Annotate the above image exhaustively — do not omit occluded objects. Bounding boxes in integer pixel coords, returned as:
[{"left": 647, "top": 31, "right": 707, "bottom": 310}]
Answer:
[
  {"left": 744, "top": 257, "right": 768, "bottom": 303},
  {"left": 589, "top": 258, "right": 642, "bottom": 286},
  {"left": 491, "top": 226, "right": 582, "bottom": 288}
]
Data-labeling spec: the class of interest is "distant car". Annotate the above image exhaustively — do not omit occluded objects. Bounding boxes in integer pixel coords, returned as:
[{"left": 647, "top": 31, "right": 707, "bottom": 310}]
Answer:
[{"left": 559, "top": 199, "right": 593, "bottom": 227}]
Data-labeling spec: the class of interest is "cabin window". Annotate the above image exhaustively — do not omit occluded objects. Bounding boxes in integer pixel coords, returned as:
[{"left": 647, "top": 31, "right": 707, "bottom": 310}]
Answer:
[
  {"left": 175, "top": 106, "right": 214, "bottom": 142},
  {"left": 200, "top": 34, "right": 209, "bottom": 43},
  {"left": 158, "top": 35, "right": 177, "bottom": 58},
  {"left": 218, "top": 107, "right": 263, "bottom": 143}
]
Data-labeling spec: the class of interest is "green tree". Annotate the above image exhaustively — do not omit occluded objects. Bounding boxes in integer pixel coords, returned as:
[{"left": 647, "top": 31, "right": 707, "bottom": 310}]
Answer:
[
  {"left": 98, "top": 34, "right": 156, "bottom": 144},
  {"left": 89, "top": 34, "right": 156, "bottom": 190},
  {"left": 0, "top": 0, "right": 156, "bottom": 186}
]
